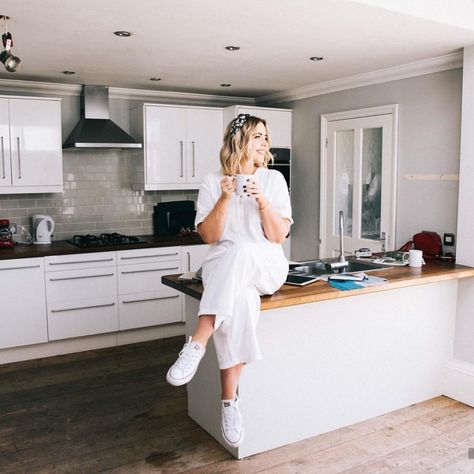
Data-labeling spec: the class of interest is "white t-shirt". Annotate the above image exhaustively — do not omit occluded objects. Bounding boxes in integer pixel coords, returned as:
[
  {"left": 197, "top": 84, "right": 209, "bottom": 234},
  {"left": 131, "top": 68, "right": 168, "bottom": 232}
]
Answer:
[{"left": 195, "top": 167, "right": 293, "bottom": 265}]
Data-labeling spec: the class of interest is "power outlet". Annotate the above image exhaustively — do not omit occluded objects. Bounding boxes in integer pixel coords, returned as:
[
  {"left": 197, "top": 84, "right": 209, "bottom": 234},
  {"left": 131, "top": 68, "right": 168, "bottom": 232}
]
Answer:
[{"left": 443, "top": 233, "right": 455, "bottom": 246}]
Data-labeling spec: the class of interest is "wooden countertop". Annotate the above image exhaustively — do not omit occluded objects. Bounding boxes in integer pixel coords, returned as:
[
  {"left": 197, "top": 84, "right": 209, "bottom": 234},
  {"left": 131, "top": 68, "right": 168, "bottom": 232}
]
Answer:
[
  {"left": 0, "top": 234, "right": 204, "bottom": 260},
  {"left": 162, "top": 260, "right": 474, "bottom": 310}
]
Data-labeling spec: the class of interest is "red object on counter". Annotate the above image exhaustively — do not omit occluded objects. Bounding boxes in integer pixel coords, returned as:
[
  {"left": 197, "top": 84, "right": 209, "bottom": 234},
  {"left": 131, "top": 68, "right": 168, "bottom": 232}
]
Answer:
[{"left": 0, "top": 218, "right": 15, "bottom": 247}]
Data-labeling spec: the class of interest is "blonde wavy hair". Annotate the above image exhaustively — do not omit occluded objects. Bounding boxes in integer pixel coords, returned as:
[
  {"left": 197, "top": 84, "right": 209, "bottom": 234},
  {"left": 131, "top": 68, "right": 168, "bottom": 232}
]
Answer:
[{"left": 220, "top": 115, "right": 273, "bottom": 176}]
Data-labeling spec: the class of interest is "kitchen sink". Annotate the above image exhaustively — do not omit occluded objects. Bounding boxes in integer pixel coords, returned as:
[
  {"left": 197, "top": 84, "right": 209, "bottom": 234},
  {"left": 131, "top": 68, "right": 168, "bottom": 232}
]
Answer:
[{"left": 289, "top": 258, "right": 388, "bottom": 278}]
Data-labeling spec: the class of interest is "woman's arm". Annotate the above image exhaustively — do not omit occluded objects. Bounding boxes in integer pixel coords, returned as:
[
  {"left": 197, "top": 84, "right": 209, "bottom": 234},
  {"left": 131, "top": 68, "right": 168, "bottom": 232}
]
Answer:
[
  {"left": 245, "top": 180, "right": 291, "bottom": 244},
  {"left": 197, "top": 176, "right": 235, "bottom": 244}
]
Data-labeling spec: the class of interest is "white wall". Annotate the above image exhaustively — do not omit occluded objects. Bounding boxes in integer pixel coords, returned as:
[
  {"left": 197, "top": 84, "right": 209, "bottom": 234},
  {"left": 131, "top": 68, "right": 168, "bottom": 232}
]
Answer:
[
  {"left": 454, "top": 46, "right": 474, "bottom": 364},
  {"left": 277, "top": 69, "right": 462, "bottom": 261}
]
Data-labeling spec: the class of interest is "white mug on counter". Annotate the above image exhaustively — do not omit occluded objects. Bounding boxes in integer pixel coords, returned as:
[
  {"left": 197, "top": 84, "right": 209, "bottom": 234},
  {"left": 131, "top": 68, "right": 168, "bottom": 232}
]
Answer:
[
  {"left": 409, "top": 249, "right": 423, "bottom": 268},
  {"left": 235, "top": 174, "right": 256, "bottom": 198}
]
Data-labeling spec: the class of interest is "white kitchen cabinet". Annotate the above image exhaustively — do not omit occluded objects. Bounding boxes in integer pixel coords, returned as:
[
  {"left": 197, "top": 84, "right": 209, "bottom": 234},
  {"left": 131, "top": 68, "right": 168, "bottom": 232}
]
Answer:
[
  {"left": 44, "top": 252, "right": 118, "bottom": 340},
  {"left": 117, "top": 247, "right": 183, "bottom": 330},
  {"left": 130, "top": 104, "right": 223, "bottom": 190},
  {"left": 0, "top": 96, "right": 63, "bottom": 194},
  {"left": 181, "top": 244, "right": 209, "bottom": 272},
  {"left": 0, "top": 258, "right": 48, "bottom": 349},
  {"left": 224, "top": 105, "right": 292, "bottom": 148}
]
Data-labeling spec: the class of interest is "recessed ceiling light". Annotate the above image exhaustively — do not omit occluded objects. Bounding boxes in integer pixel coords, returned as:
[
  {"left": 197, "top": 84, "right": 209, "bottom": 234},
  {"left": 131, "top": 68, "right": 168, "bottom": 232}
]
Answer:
[
  {"left": 62, "top": 70, "right": 76, "bottom": 75},
  {"left": 220, "top": 83, "right": 232, "bottom": 87},
  {"left": 114, "top": 31, "right": 132, "bottom": 37},
  {"left": 310, "top": 56, "right": 324, "bottom": 61},
  {"left": 225, "top": 46, "right": 240, "bottom": 51},
  {"left": 150, "top": 77, "right": 162, "bottom": 81}
]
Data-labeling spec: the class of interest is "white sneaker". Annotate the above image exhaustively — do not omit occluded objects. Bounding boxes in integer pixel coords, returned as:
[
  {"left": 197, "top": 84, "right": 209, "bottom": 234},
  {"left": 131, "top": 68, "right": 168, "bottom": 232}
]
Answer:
[
  {"left": 166, "top": 337, "right": 205, "bottom": 386},
  {"left": 221, "top": 398, "right": 244, "bottom": 447}
]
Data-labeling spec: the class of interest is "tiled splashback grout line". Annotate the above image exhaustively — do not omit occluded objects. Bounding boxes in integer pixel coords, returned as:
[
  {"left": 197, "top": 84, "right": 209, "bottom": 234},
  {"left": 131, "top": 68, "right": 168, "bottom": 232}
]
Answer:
[{"left": 0, "top": 150, "right": 198, "bottom": 240}]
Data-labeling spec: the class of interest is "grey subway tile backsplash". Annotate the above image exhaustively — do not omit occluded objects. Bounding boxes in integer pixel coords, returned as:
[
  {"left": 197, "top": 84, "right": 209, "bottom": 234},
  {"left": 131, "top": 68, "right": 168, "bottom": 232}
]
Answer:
[{"left": 0, "top": 150, "right": 197, "bottom": 240}]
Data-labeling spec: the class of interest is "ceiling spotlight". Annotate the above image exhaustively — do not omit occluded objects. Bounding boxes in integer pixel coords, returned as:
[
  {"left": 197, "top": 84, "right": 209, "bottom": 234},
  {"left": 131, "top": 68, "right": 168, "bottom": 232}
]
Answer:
[
  {"left": 0, "top": 16, "right": 21, "bottom": 73},
  {"left": 225, "top": 46, "right": 240, "bottom": 51},
  {"left": 114, "top": 31, "right": 132, "bottom": 37},
  {"left": 62, "top": 70, "right": 76, "bottom": 75},
  {"left": 220, "top": 83, "right": 232, "bottom": 87},
  {"left": 149, "top": 77, "right": 162, "bottom": 81},
  {"left": 310, "top": 56, "right": 324, "bottom": 61}
]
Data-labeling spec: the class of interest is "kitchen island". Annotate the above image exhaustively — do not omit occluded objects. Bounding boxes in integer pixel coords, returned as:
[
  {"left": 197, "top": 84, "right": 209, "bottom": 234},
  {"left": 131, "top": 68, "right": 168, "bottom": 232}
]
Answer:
[{"left": 162, "top": 261, "right": 474, "bottom": 459}]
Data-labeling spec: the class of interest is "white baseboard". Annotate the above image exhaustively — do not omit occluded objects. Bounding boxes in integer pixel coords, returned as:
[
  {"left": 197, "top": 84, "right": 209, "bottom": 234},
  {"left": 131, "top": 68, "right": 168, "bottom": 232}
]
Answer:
[
  {"left": 443, "top": 358, "right": 474, "bottom": 407},
  {"left": 0, "top": 323, "right": 185, "bottom": 365}
]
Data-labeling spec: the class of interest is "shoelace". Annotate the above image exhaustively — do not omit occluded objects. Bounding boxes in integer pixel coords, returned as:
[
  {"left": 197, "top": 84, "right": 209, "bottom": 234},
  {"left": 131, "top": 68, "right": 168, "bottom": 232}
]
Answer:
[{"left": 175, "top": 341, "right": 202, "bottom": 371}]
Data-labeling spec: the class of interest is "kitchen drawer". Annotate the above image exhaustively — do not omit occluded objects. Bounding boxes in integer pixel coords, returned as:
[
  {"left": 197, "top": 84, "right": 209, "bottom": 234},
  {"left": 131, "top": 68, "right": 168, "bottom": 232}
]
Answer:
[
  {"left": 47, "top": 295, "right": 118, "bottom": 340},
  {"left": 45, "top": 252, "right": 116, "bottom": 272},
  {"left": 117, "top": 260, "right": 181, "bottom": 294},
  {"left": 46, "top": 267, "right": 117, "bottom": 303},
  {"left": 118, "top": 289, "right": 182, "bottom": 330},
  {"left": 117, "top": 247, "right": 181, "bottom": 265}
]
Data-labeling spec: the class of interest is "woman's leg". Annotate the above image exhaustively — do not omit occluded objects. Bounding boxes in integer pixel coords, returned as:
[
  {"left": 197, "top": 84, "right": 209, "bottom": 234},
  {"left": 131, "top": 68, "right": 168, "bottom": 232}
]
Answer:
[
  {"left": 220, "top": 363, "right": 244, "bottom": 400},
  {"left": 192, "top": 314, "right": 215, "bottom": 348}
]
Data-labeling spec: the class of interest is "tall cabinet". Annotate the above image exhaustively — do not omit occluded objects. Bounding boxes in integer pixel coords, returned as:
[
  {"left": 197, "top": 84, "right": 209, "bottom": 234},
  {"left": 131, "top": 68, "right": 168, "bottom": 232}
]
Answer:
[
  {"left": 0, "top": 96, "right": 63, "bottom": 194},
  {"left": 130, "top": 104, "right": 223, "bottom": 190}
]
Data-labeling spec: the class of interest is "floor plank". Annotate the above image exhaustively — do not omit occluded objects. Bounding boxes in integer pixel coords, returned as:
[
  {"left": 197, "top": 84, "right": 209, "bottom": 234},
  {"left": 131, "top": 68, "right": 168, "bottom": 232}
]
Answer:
[{"left": 0, "top": 336, "right": 473, "bottom": 473}]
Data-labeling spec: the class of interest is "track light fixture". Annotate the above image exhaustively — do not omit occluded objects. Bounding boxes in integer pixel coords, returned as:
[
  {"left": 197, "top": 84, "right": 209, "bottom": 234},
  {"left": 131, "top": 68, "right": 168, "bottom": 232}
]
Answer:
[{"left": 0, "top": 15, "right": 21, "bottom": 73}]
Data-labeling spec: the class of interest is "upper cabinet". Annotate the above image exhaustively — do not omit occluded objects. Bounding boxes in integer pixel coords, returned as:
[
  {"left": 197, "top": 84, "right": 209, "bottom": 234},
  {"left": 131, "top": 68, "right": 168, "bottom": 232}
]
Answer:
[
  {"left": 224, "top": 105, "right": 292, "bottom": 148},
  {"left": 130, "top": 104, "right": 223, "bottom": 190},
  {"left": 0, "top": 96, "right": 63, "bottom": 194}
]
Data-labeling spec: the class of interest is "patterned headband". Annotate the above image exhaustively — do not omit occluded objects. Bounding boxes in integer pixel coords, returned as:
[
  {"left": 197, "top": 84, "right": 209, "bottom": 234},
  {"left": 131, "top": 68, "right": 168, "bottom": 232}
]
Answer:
[{"left": 230, "top": 113, "right": 251, "bottom": 137}]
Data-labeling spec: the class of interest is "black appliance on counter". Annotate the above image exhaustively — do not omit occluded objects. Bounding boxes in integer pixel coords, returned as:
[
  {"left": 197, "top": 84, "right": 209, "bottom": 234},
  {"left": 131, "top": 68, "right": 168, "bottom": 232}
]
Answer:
[
  {"left": 153, "top": 201, "right": 196, "bottom": 236},
  {"left": 269, "top": 148, "right": 291, "bottom": 193},
  {"left": 67, "top": 233, "right": 146, "bottom": 248}
]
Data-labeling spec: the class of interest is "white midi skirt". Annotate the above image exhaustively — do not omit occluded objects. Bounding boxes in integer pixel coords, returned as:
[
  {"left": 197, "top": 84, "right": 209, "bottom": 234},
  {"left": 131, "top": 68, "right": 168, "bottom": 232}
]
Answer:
[{"left": 198, "top": 242, "right": 289, "bottom": 369}]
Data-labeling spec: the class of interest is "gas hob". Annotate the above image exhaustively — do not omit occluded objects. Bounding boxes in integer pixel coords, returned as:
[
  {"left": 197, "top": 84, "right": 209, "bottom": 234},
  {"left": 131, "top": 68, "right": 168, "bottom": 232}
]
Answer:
[{"left": 67, "top": 233, "right": 147, "bottom": 248}]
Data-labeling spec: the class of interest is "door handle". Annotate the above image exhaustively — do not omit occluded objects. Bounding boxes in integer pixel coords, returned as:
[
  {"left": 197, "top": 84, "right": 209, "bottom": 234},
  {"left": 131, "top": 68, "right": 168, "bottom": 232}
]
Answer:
[
  {"left": 187, "top": 251, "right": 190, "bottom": 272},
  {"left": 16, "top": 137, "right": 21, "bottom": 179},
  {"left": 180, "top": 140, "right": 184, "bottom": 178},
  {"left": 192, "top": 141, "right": 196, "bottom": 177},
  {"left": 1, "top": 136, "right": 5, "bottom": 179}
]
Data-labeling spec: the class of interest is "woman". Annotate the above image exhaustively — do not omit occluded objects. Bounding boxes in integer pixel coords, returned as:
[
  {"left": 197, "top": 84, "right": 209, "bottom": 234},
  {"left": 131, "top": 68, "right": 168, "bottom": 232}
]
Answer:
[{"left": 166, "top": 114, "right": 292, "bottom": 447}]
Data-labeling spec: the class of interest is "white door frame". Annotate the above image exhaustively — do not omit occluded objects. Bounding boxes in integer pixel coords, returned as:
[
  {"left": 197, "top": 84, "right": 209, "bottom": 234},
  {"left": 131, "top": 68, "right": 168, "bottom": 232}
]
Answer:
[{"left": 319, "top": 104, "right": 399, "bottom": 256}]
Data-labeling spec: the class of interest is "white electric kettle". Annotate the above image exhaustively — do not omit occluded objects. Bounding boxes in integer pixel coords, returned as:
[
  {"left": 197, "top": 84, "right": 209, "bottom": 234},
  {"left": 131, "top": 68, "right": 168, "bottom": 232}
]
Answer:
[{"left": 32, "top": 215, "right": 55, "bottom": 244}]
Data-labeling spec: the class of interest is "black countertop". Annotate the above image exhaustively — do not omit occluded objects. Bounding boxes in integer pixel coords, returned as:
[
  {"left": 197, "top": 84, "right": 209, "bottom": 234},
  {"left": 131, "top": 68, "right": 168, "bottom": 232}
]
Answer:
[{"left": 0, "top": 234, "right": 205, "bottom": 260}]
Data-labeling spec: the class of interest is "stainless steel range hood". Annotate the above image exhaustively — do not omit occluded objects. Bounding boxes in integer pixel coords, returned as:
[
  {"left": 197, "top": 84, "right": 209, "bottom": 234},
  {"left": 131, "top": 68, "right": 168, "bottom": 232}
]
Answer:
[{"left": 63, "top": 85, "right": 142, "bottom": 149}]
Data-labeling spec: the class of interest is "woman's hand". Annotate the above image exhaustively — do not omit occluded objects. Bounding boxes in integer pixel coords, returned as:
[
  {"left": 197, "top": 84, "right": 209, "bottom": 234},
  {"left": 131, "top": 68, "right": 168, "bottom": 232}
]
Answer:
[
  {"left": 220, "top": 176, "right": 236, "bottom": 200},
  {"left": 244, "top": 180, "right": 269, "bottom": 210}
]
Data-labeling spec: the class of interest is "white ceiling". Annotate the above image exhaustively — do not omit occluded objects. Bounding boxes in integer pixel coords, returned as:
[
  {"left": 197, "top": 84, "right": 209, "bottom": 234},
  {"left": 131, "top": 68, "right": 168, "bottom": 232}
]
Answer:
[{"left": 1, "top": 0, "right": 474, "bottom": 99}]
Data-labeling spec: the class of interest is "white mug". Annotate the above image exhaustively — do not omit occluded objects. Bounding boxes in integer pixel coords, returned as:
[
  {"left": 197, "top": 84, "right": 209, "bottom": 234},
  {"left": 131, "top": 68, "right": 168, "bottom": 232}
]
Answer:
[
  {"left": 409, "top": 249, "right": 423, "bottom": 268},
  {"left": 235, "top": 174, "right": 255, "bottom": 198}
]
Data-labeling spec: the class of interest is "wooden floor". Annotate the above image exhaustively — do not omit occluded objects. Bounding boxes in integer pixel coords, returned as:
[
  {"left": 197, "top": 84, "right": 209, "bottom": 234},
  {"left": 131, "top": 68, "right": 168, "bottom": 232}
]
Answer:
[{"left": 0, "top": 337, "right": 473, "bottom": 473}]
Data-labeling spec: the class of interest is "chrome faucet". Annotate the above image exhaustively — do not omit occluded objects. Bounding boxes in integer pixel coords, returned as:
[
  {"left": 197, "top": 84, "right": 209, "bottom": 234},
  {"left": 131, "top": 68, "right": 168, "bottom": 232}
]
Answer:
[{"left": 338, "top": 210, "right": 347, "bottom": 264}]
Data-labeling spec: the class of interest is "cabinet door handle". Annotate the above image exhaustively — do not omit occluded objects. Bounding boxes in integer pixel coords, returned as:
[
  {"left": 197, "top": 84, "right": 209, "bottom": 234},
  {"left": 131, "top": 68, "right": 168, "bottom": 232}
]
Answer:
[
  {"left": 1, "top": 136, "right": 5, "bottom": 179},
  {"left": 0, "top": 264, "right": 41, "bottom": 271},
  {"left": 120, "top": 252, "right": 179, "bottom": 260},
  {"left": 121, "top": 266, "right": 179, "bottom": 275},
  {"left": 51, "top": 302, "right": 115, "bottom": 313},
  {"left": 187, "top": 251, "right": 191, "bottom": 272},
  {"left": 16, "top": 137, "right": 21, "bottom": 179},
  {"left": 49, "top": 258, "right": 115, "bottom": 266},
  {"left": 180, "top": 140, "right": 184, "bottom": 178},
  {"left": 49, "top": 273, "right": 114, "bottom": 282},
  {"left": 192, "top": 141, "right": 196, "bottom": 177},
  {"left": 122, "top": 295, "right": 179, "bottom": 304}
]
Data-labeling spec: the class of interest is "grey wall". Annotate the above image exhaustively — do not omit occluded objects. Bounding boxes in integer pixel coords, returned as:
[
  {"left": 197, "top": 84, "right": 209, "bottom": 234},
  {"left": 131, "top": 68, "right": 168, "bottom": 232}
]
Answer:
[{"left": 277, "top": 69, "right": 462, "bottom": 261}]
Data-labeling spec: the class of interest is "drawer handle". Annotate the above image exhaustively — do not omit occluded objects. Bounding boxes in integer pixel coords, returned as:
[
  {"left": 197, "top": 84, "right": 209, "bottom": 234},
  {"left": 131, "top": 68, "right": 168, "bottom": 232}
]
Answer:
[
  {"left": 120, "top": 266, "right": 179, "bottom": 275},
  {"left": 122, "top": 295, "right": 179, "bottom": 304},
  {"left": 0, "top": 264, "right": 41, "bottom": 271},
  {"left": 49, "top": 273, "right": 115, "bottom": 282},
  {"left": 49, "top": 258, "right": 115, "bottom": 266},
  {"left": 120, "top": 252, "right": 179, "bottom": 260},
  {"left": 51, "top": 302, "right": 115, "bottom": 313}
]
